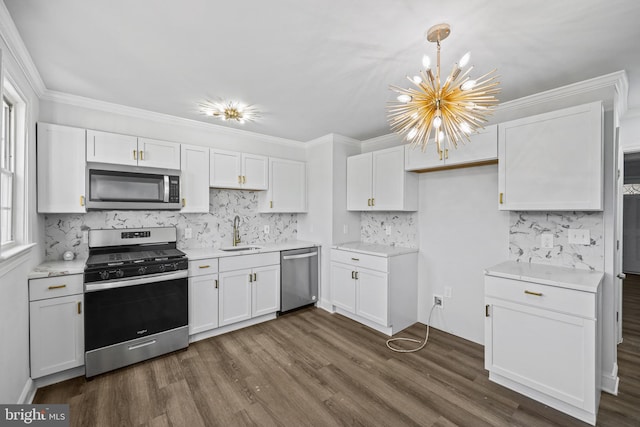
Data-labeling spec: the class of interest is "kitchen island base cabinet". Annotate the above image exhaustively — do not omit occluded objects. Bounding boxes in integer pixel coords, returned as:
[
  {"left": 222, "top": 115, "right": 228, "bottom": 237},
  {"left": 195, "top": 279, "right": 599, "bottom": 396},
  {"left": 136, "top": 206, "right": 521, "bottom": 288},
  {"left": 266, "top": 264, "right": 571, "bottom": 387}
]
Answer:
[
  {"left": 330, "top": 248, "right": 417, "bottom": 336},
  {"left": 484, "top": 263, "right": 603, "bottom": 426}
]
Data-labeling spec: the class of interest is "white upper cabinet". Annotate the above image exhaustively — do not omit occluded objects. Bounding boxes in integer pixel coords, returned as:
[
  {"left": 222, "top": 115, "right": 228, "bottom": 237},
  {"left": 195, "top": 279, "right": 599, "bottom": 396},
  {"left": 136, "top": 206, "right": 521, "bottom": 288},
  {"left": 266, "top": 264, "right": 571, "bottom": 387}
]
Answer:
[
  {"left": 180, "top": 144, "right": 210, "bottom": 213},
  {"left": 86, "top": 130, "right": 180, "bottom": 169},
  {"left": 347, "top": 146, "right": 418, "bottom": 211},
  {"left": 260, "top": 158, "right": 307, "bottom": 213},
  {"left": 137, "top": 137, "right": 181, "bottom": 169},
  {"left": 37, "top": 123, "right": 87, "bottom": 213},
  {"left": 498, "top": 101, "right": 603, "bottom": 211},
  {"left": 210, "top": 149, "right": 268, "bottom": 190},
  {"left": 405, "top": 124, "right": 498, "bottom": 171}
]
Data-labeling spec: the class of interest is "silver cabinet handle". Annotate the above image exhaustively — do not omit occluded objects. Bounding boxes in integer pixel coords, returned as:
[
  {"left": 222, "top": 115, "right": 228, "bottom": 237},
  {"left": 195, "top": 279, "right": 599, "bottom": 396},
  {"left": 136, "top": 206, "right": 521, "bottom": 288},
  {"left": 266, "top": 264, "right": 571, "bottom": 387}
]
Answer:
[{"left": 282, "top": 252, "right": 318, "bottom": 260}]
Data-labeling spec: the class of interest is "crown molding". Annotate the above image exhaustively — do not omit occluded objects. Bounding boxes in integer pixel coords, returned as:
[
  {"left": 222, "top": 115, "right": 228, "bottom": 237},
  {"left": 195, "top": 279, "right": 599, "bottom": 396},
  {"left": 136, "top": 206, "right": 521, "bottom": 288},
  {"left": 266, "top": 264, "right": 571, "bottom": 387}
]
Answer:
[
  {"left": 496, "top": 70, "right": 628, "bottom": 115},
  {"left": 41, "top": 89, "right": 305, "bottom": 148},
  {"left": 0, "top": 1, "right": 45, "bottom": 97}
]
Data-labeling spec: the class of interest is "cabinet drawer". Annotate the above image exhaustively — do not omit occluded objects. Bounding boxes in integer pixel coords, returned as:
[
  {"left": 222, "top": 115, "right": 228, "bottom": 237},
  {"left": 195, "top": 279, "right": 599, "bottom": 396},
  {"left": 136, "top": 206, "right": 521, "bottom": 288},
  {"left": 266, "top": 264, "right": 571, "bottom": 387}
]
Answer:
[
  {"left": 331, "top": 249, "right": 388, "bottom": 273},
  {"left": 219, "top": 252, "right": 280, "bottom": 272},
  {"left": 485, "top": 276, "right": 596, "bottom": 318},
  {"left": 188, "top": 258, "right": 219, "bottom": 276},
  {"left": 29, "top": 274, "right": 84, "bottom": 301}
]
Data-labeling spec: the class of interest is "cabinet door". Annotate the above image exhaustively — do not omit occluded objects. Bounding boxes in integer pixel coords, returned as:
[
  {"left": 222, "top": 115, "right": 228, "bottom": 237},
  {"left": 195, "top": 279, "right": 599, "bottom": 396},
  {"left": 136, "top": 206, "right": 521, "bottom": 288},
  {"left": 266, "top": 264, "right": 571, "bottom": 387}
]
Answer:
[
  {"left": 485, "top": 298, "right": 596, "bottom": 411},
  {"left": 181, "top": 144, "right": 210, "bottom": 213},
  {"left": 447, "top": 124, "right": 497, "bottom": 165},
  {"left": 264, "top": 158, "right": 306, "bottom": 212},
  {"left": 347, "top": 153, "right": 372, "bottom": 211},
  {"left": 188, "top": 274, "right": 219, "bottom": 334},
  {"left": 37, "top": 123, "right": 87, "bottom": 213},
  {"left": 210, "top": 149, "right": 242, "bottom": 188},
  {"left": 251, "top": 265, "right": 280, "bottom": 317},
  {"left": 30, "top": 294, "right": 84, "bottom": 378},
  {"left": 138, "top": 137, "right": 181, "bottom": 169},
  {"left": 498, "top": 102, "right": 603, "bottom": 211},
  {"left": 86, "top": 129, "right": 138, "bottom": 166},
  {"left": 372, "top": 146, "right": 407, "bottom": 211},
  {"left": 219, "top": 269, "right": 252, "bottom": 326},
  {"left": 404, "top": 140, "right": 443, "bottom": 171},
  {"left": 242, "top": 153, "right": 268, "bottom": 190},
  {"left": 356, "top": 268, "right": 389, "bottom": 326},
  {"left": 330, "top": 262, "right": 356, "bottom": 313}
]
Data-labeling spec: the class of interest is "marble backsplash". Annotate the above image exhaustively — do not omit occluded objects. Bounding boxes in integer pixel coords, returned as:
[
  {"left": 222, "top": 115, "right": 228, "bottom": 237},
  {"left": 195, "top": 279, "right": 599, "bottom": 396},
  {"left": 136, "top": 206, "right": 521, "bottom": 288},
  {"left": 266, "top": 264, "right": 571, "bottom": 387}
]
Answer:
[
  {"left": 360, "top": 212, "right": 418, "bottom": 248},
  {"left": 509, "top": 211, "right": 604, "bottom": 271},
  {"left": 44, "top": 189, "right": 297, "bottom": 261}
]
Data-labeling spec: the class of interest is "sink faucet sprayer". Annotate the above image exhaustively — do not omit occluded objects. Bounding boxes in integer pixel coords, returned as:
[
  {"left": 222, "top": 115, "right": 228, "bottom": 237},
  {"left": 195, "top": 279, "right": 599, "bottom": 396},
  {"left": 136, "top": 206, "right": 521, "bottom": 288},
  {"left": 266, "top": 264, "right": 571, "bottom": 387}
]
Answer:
[{"left": 232, "top": 215, "right": 241, "bottom": 247}]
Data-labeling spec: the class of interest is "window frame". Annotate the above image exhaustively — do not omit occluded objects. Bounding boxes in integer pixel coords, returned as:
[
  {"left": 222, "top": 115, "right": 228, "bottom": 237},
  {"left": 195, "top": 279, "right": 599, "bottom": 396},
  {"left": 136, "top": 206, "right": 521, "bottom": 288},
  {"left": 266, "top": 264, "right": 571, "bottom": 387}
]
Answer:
[{"left": 1, "top": 93, "right": 15, "bottom": 248}]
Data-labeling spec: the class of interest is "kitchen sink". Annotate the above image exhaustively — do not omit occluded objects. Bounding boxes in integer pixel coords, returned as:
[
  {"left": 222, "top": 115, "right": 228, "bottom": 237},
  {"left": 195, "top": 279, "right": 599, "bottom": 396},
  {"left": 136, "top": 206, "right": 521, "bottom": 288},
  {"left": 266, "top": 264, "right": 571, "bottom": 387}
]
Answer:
[{"left": 219, "top": 245, "right": 263, "bottom": 252}]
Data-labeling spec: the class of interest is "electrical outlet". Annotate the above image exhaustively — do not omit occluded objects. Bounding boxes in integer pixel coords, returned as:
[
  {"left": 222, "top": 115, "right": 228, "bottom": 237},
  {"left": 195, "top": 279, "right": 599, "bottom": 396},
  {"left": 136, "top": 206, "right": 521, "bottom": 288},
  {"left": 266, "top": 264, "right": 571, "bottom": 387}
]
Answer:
[
  {"left": 264, "top": 225, "right": 270, "bottom": 234},
  {"left": 568, "top": 228, "right": 590, "bottom": 245},
  {"left": 385, "top": 226, "right": 391, "bottom": 236},
  {"left": 541, "top": 233, "right": 554, "bottom": 249},
  {"left": 444, "top": 286, "right": 452, "bottom": 298},
  {"left": 433, "top": 294, "right": 443, "bottom": 308},
  {"left": 184, "top": 228, "right": 193, "bottom": 239}
]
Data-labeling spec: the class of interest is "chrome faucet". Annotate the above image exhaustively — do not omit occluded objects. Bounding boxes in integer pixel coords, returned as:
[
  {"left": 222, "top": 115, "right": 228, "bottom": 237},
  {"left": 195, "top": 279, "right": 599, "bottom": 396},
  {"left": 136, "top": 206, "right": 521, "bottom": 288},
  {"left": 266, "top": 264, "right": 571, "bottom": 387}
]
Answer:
[{"left": 232, "top": 215, "right": 241, "bottom": 246}]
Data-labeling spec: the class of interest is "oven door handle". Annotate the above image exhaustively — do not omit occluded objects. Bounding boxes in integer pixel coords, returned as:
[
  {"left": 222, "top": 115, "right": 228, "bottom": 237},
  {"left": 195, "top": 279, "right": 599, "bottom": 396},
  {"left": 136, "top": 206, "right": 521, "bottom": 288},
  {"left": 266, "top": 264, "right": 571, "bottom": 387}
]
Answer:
[{"left": 84, "top": 270, "right": 188, "bottom": 292}]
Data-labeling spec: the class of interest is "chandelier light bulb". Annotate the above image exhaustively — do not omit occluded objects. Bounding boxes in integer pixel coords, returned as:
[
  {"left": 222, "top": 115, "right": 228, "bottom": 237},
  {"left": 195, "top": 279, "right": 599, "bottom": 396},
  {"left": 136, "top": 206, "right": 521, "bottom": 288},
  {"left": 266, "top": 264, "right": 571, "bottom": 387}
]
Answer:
[
  {"left": 461, "top": 80, "right": 477, "bottom": 91},
  {"left": 459, "top": 51, "right": 471, "bottom": 68},
  {"left": 438, "top": 131, "right": 445, "bottom": 141},
  {"left": 407, "top": 127, "right": 418, "bottom": 139},
  {"left": 422, "top": 54, "right": 431, "bottom": 70},
  {"left": 460, "top": 122, "right": 471, "bottom": 134},
  {"left": 397, "top": 94, "right": 412, "bottom": 103},
  {"left": 412, "top": 75, "right": 422, "bottom": 85},
  {"left": 433, "top": 115, "right": 442, "bottom": 129}
]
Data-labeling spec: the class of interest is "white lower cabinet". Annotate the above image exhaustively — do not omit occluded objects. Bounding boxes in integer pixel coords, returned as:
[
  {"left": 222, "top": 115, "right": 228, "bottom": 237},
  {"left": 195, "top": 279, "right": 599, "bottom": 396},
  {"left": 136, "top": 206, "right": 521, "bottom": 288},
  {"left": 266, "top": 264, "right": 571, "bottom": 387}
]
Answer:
[
  {"left": 29, "top": 275, "right": 84, "bottom": 379},
  {"left": 188, "top": 258, "right": 219, "bottom": 335},
  {"left": 219, "top": 252, "right": 280, "bottom": 327},
  {"left": 330, "top": 247, "right": 417, "bottom": 335},
  {"left": 484, "top": 262, "right": 603, "bottom": 425}
]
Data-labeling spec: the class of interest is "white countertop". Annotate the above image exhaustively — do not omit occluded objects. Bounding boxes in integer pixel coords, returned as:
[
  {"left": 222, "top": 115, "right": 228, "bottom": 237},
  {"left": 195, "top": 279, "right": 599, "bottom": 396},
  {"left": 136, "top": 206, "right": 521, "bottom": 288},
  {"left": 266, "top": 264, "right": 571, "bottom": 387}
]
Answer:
[
  {"left": 485, "top": 261, "right": 604, "bottom": 293},
  {"left": 182, "top": 240, "right": 320, "bottom": 261},
  {"left": 332, "top": 242, "right": 418, "bottom": 257},
  {"left": 28, "top": 258, "right": 87, "bottom": 279}
]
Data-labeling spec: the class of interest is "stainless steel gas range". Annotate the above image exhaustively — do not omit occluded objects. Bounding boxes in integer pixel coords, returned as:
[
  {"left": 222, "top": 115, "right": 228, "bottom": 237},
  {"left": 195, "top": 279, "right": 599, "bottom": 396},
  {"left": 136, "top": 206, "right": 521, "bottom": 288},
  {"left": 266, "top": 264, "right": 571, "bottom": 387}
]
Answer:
[{"left": 83, "top": 227, "right": 188, "bottom": 378}]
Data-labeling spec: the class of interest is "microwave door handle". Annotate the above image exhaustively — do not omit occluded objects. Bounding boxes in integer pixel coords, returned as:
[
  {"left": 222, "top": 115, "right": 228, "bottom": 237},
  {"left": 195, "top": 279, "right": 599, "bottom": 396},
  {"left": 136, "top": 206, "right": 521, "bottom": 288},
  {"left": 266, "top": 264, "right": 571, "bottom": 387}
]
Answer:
[{"left": 164, "top": 175, "right": 170, "bottom": 202}]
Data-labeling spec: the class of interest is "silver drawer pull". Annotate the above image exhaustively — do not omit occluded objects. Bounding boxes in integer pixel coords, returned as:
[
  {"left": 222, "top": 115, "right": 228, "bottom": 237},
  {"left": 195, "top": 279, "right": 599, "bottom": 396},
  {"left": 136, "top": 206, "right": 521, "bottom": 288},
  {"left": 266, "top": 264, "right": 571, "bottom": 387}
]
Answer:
[
  {"left": 128, "top": 340, "right": 157, "bottom": 351},
  {"left": 524, "top": 290, "right": 543, "bottom": 297}
]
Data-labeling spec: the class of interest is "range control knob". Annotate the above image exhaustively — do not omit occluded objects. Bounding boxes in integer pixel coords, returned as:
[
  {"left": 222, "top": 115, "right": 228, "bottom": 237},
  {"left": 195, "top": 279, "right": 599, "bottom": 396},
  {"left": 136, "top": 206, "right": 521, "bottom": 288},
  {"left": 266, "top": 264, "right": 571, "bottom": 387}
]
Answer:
[
  {"left": 99, "top": 270, "right": 110, "bottom": 280},
  {"left": 172, "top": 263, "right": 179, "bottom": 270},
  {"left": 115, "top": 269, "right": 125, "bottom": 278},
  {"left": 158, "top": 264, "right": 166, "bottom": 273},
  {"left": 137, "top": 266, "right": 147, "bottom": 275}
]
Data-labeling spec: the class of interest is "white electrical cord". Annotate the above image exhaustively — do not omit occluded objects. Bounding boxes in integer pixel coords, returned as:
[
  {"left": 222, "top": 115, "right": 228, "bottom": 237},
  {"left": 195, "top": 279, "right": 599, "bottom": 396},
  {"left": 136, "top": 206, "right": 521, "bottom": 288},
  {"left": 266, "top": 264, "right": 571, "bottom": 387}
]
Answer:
[{"left": 386, "top": 302, "right": 438, "bottom": 353}]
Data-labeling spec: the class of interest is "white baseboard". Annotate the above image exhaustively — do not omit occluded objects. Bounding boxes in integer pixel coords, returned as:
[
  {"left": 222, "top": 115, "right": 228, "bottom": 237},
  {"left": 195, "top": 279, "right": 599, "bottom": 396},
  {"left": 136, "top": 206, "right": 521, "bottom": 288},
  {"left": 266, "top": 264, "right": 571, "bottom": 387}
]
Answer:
[
  {"left": 601, "top": 363, "right": 619, "bottom": 395},
  {"left": 18, "top": 378, "right": 36, "bottom": 404},
  {"left": 189, "top": 313, "right": 277, "bottom": 344},
  {"left": 34, "top": 366, "right": 85, "bottom": 389},
  {"left": 317, "top": 299, "right": 334, "bottom": 313}
]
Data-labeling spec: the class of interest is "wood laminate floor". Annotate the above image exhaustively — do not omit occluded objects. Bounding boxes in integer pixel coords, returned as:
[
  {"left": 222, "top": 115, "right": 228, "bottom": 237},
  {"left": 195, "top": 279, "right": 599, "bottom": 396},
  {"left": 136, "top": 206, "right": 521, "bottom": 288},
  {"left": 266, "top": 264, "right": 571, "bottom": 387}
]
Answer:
[{"left": 34, "top": 285, "right": 640, "bottom": 427}]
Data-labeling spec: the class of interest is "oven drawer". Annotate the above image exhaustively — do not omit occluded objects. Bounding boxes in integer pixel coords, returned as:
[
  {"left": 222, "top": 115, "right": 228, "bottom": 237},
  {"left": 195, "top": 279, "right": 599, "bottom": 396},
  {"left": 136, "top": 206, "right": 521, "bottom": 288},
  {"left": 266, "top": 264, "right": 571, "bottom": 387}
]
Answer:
[
  {"left": 188, "top": 258, "right": 219, "bottom": 276},
  {"left": 29, "top": 274, "right": 84, "bottom": 301}
]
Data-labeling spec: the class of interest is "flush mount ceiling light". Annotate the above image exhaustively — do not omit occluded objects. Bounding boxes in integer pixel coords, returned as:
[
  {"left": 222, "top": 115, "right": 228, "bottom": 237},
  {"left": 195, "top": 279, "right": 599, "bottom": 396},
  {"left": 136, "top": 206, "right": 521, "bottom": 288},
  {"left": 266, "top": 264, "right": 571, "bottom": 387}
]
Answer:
[
  {"left": 199, "top": 99, "right": 259, "bottom": 124},
  {"left": 388, "top": 23, "right": 500, "bottom": 157}
]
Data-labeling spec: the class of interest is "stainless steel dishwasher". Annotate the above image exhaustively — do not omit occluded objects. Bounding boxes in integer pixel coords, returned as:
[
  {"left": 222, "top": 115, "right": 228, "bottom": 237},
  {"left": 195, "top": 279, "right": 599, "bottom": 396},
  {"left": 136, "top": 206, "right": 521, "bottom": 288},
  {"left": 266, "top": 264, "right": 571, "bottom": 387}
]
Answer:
[{"left": 280, "top": 247, "right": 319, "bottom": 313}]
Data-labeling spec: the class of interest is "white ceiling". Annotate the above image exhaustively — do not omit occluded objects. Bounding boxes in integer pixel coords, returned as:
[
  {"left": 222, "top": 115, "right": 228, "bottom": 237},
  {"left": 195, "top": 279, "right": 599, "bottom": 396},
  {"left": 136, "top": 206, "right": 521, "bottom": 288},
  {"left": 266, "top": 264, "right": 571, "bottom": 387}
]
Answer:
[{"left": 4, "top": 0, "right": 640, "bottom": 142}]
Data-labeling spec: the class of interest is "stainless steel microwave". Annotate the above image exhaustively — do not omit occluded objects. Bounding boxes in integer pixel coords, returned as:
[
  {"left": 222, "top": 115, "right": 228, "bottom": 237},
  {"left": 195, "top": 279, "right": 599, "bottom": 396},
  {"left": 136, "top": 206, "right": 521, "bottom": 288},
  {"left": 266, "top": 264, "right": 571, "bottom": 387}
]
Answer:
[{"left": 86, "top": 164, "right": 181, "bottom": 210}]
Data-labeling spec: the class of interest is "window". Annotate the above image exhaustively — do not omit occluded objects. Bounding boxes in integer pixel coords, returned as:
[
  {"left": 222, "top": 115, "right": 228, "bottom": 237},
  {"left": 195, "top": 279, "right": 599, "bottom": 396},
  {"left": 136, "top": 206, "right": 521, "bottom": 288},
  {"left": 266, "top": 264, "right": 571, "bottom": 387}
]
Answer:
[{"left": 0, "top": 95, "right": 14, "bottom": 246}]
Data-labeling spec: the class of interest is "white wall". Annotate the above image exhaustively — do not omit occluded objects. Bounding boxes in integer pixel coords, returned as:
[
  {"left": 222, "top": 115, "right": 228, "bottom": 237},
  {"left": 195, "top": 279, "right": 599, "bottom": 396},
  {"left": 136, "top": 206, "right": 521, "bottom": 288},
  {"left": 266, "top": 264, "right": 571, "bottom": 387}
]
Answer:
[
  {"left": 331, "top": 135, "right": 361, "bottom": 244},
  {"left": 417, "top": 165, "right": 509, "bottom": 344}
]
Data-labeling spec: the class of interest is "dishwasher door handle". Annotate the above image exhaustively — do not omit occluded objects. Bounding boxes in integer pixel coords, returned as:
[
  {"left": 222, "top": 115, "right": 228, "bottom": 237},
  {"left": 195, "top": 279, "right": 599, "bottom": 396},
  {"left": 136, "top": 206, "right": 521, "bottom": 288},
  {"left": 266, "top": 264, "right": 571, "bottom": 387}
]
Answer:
[{"left": 282, "top": 252, "right": 318, "bottom": 260}]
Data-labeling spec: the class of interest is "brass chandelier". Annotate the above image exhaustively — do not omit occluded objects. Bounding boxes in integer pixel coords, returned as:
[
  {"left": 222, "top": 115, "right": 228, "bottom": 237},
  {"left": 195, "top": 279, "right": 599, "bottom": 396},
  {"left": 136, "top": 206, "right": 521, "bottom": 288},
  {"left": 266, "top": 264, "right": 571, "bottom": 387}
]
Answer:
[
  {"left": 200, "top": 99, "right": 259, "bottom": 124},
  {"left": 388, "top": 23, "right": 500, "bottom": 156}
]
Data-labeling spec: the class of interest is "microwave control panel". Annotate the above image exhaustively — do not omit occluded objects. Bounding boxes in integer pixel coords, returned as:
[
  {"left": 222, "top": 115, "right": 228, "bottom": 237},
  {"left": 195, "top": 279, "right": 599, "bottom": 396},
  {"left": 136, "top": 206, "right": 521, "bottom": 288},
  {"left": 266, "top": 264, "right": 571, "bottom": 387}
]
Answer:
[{"left": 169, "top": 177, "right": 180, "bottom": 203}]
